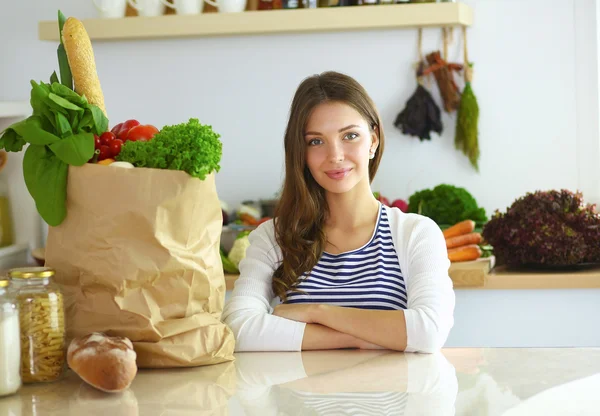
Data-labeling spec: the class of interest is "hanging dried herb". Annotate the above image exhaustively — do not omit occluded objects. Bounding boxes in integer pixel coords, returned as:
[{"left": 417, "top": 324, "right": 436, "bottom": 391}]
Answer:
[
  {"left": 394, "top": 30, "right": 443, "bottom": 141},
  {"left": 394, "top": 70, "right": 443, "bottom": 141},
  {"left": 425, "top": 50, "right": 463, "bottom": 113},
  {"left": 454, "top": 27, "right": 480, "bottom": 171}
]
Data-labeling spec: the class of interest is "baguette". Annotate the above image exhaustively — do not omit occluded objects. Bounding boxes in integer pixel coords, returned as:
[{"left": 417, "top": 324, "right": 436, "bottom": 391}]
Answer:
[
  {"left": 62, "top": 17, "right": 107, "bottom": 116},
  {"left": 67, "top": 332, "right": 137, "bottom": 393}
]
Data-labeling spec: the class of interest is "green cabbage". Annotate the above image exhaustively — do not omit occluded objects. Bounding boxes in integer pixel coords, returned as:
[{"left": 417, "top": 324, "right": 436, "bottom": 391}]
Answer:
[
  {"left": 408, "top": 184, "right": 487, "bottom": 226},
  {"left": 117, "top": 118, "right": 222, "bottom": 180}
]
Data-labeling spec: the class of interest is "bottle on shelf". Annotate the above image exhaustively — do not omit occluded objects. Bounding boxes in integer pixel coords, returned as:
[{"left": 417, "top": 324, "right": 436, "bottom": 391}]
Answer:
[
  {"left": 283, "top": 0, "right": 317, "bottom": 8},
  {"left": 258, "top": 0, "right": 283, "bottom": 10},
  {"left": 317, "top": 0, "right": 348, "bottom": 5}
]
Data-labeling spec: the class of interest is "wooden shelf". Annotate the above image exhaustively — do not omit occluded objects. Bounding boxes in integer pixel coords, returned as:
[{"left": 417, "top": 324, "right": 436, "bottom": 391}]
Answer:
[
  {"left": 38, "top": 3, "right": 472, "bottom": 42},
  {"left": 482, "top": 266, "right": 600, "bottom": 290},
  {"left": 0, "top": 102, "right": 30, "bottom": 120}
]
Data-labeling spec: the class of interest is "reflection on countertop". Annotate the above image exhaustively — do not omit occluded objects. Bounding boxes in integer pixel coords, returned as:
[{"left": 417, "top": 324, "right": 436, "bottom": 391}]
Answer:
[
  {"left": 234, "top": 350, "right": 456, "bottom": 416},
  {"left": 1, "top": 348, "right": 599, "bottom": 415}
]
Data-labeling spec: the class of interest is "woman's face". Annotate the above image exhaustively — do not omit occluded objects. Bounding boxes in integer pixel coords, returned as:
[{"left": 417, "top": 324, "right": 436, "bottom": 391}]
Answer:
[{"left": 304, "top": 101, "right": 378, "bottom": 195}]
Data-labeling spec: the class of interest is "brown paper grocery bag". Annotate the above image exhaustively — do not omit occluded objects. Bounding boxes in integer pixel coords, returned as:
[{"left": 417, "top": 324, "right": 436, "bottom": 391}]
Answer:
[{"left": 45, "top": 164, "right": 235, "bottom": 368}]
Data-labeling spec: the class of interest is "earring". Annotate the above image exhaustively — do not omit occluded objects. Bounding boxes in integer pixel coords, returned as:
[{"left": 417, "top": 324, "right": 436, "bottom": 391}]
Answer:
[{"left": 369, "top": 153, "right": 375, "bottom": 159}]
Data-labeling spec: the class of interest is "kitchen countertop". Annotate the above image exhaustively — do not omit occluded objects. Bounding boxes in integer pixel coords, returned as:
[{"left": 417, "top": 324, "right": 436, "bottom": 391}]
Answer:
[
  {"left": 483, "top": 265, "right": 600, "bottom": 289},
  {"left": 2, "top": 347, "right": 599, "bottom": 415}
]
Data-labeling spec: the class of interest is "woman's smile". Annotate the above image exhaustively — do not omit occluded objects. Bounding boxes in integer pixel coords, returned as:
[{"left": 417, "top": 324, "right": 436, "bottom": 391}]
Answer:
[{"left": 325, "top": 168, "right": 353, "bottom": 180}]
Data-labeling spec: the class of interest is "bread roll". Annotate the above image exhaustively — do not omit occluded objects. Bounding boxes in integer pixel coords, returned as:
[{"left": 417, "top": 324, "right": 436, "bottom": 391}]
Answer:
[{"left": 67, "top": 333, "right": 137, "bottom": 393}]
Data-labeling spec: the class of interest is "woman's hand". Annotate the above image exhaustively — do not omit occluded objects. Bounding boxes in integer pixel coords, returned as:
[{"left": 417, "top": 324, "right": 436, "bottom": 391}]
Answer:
[{"left": 272, "top": 303, "right": 317, "bottom": 323}]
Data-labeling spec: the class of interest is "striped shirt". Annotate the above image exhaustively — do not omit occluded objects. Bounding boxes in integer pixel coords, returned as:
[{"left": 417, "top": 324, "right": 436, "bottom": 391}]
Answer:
[
  {"left": 284, "top": 204, "right": 407, "bottom": 310},
  {"left": 277, "top": 389, "right": 408, "bottom": 415}
]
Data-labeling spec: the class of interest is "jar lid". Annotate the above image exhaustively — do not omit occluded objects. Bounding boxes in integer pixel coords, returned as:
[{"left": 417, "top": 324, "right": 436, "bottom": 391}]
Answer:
[{"left": 9, "top": 267, "right": 55, "bottom": 279}]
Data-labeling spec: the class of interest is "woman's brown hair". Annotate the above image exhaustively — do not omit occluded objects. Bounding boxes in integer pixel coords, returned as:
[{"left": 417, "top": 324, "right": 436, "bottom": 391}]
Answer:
[{"left": 272, "top": 71, "right": 385, "bottom": 302}]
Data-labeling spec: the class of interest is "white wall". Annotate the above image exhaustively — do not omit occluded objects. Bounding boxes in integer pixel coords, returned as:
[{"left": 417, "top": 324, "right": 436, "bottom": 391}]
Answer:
[{"left": 1, "top": 0, "right": 598, "bottom": 226}]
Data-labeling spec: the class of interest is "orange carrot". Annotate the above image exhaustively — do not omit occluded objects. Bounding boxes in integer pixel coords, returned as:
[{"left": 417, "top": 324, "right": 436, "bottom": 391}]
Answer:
[
  {"left": 446, "top": 232, "right": 482, "bottom": 249},
  {"left": 448, "top": 244, "right": 481, "bottom": 262},
  {"left": 239, "top": 213, "right": 259, "bottom": 226},
  {"left": 443, "top": 219, "right": 475, "bottom": 239}
]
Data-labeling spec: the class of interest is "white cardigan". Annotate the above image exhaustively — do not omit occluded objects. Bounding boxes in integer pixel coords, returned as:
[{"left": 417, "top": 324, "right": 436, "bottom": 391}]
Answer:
[{"left": 222, "top": 205, "right": 456, "bottom": 353}]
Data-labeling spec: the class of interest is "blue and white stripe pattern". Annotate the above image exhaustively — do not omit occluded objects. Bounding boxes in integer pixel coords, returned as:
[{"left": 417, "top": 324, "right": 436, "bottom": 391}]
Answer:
[
  {"left": 277, "top": 389, "right": 409, "bottom": 415},
  {"left": 284, "top": 204, "right": 407, "bottom": 310}
]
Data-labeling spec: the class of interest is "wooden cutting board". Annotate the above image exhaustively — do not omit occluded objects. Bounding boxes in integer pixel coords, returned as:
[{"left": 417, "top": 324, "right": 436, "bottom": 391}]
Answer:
[{"left": 449, "top": 256, "right": 496, "bottom": 288}]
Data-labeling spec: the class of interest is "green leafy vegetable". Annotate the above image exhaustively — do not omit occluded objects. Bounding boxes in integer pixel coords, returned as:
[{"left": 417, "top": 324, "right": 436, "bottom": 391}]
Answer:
[
  {"left": 23, "top": 145, "right": 68, "bottom": 225},
  {"left": 228, "top": 234, "right": 251, "bottom": 268},
  {"left": 0, "top": 80, "right": 106, "bottom": 225},
  {"left": 236, "top": 230, "right": 251, "bottom": 240},
  {"left": 55, "top": 112, "right": 72, "bottom": 137},
  {"left": 48, "top": 93, "right": 84, "bottom": 112},
  {"left": 0, "top": 129, "right": 26, "bottom": 152},
  {"left": 89, "top": 105, "right": 108, "bottom": 134},
  {"left": 11, "top": 116, "right": 61, "bottom": 145},
  {"left": 0, "top": 11, "right": 109, "bottom": 226},
  {"left": 117, "top": 118, "right": 223, "bottom": 180},
  {"left": 220, "top": 247, "right": 239, "bottom": 274},
  {"left": 408, "top": 183, "right": 487, "bottom": 226},
  {"left": 50, "top": 71, "right": 59, "bottom": 85},
  {"left": 0, "top": 11, "right": 104, "bottom": 226},
  {"left": 57, "top": 10, "right": 72, "bottom": 89},
  {"left": 51, "top": 83, "right": 87, "bottom": 106},
  {"left": 79, "top": 109, "right": 93, "bottom": 130},
  {"left": 49, "top": 133, "right": 95, "bottom": 165}
]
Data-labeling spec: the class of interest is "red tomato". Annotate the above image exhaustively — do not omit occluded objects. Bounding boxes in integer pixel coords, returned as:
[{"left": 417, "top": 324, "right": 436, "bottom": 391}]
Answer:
[
  {"left": 126, "top": 125, "right": 159, "bottom": 142},
  {"left": 98, "top": 145, "right": 111, "bottom": 161},
  {"left": 110, "top": 123, "right": 123, "bottom": 136},
  {"left": 109, "top": 139, "right": 123, "bottom": 157},
  {"left": 116, "top": 119, "right": 140, "bottom": 141},
  {"left": 99, "top": 131, "right": 116, "bottom": 146},
  {"left": 94, "top": 134, "right": 101, "bottom": 150}
]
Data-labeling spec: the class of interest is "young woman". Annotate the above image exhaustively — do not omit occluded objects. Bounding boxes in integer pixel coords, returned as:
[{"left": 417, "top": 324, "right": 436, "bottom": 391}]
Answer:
[{"left": 222, "top": 71, "right": 455, "bottom": 353}]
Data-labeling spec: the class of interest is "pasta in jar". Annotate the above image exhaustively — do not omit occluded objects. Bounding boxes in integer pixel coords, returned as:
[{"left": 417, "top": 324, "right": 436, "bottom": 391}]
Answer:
[{"left": 8, "top": 267, "right": 66, "bottom": 383}]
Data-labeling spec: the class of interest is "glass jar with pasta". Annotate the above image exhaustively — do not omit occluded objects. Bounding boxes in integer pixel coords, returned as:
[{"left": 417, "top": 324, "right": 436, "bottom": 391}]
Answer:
[{"left": 8, "top": 267, "right": 66, "bottom": 383}]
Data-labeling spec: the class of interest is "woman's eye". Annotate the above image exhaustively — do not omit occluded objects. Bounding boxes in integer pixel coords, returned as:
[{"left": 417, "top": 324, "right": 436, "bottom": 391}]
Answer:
[
  {"left": 344, "top": 132, "right": 359, "bottom": 140},
  {"left": 308, "top": 138, "right": 323, "bottom": 146}
]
